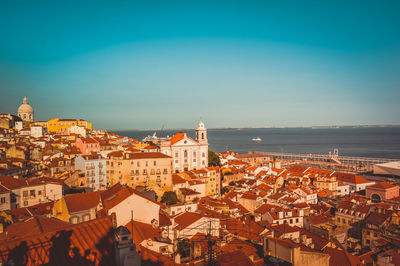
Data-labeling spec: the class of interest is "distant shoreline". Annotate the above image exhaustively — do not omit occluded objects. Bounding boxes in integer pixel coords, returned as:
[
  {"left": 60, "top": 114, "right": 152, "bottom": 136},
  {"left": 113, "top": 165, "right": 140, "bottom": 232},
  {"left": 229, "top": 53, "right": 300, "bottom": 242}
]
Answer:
[{"left": 111, "top": 124, "right": 400, "bottom": 132}]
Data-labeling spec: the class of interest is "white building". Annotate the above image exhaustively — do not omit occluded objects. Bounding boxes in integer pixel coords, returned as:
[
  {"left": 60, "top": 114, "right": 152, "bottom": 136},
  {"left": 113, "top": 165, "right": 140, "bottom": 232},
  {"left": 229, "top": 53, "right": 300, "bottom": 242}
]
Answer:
[
  {"left": 74, "top": 154, "right": 107, "bottom": 190},
  {"left": 160, "top": 121, "right": 208, "bottom": 173},
  {"left": 68, "top": 125, "right": 88, "bottom": 137},
  {"left": 0, "top": 175, "right": 62, "bottom": 210},
  {"left": 104, "top": 186, "right": 161, "bottom": 227},
  {"left": 337, "top": 183, "right": 350, "bottom": 197},
  {"left": 30, "top": 126, "right": 46, "bottom": 138}
]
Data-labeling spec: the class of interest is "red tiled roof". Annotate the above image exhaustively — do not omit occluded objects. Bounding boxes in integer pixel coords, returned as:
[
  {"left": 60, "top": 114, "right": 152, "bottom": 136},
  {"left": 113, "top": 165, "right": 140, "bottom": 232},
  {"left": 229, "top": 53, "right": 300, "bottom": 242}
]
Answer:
[
  {"left": 173, "top": 212, "right": 204, "bottom": 230},
  {"left": 11, "top": 202, "right": 54, "bottom": 221},
  {"left": 102, "top": 186, "right": 132, "bottom": 210},
  {"left": 254, "top": 204, "right": 276, "bottom": 214},
  {"left": 125, "top": 220, "right": 162, "bottom": 250},
  {"left": 0, "top": 175, "right": 44, "bottom": 190},
  {"left": 77, "top": 137, "right": 98, "bottom": 144},
  {"left": 172, "top": 174, "right": 187, "bottom": 184},
  {"left": 332, "top": 172, "right": 372, "bottom": 184},
  {"left": 1, "top": 216, "right": 70, "bottom": 241},
  {"left": 64, "top": 191, "right": 102, "bottom": 213},
  {"left": 169, "top": 132, "right": 198, "bottom": 145},
  {"left": 324, "top": 247, "right": 362, "bottom": 266},
  {"left": 241, "top": 192, "right": 257, "bottom": 200},
  {"left": 367, "top": 182, "right": 397, "bottom": 190},
  {"left": 217, "top": 250, "right": 254, "bottom": 266},
  {"left": 0, "top": 215, "right": 116, "bottom": 266},
  {"left": 159, "top": 211, "right": 172, "bottom": 227}
]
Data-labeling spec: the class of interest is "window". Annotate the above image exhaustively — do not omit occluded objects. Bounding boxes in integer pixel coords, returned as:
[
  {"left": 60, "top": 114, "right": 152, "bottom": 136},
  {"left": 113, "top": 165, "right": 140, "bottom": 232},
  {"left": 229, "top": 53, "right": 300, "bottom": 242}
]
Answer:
[
  {"left": 23, "top": 191, "right": 28, "bottom": 199},
  {"left": 154, "top": 161, "right": 157, "bottom": 166},
  {"left": 374, "top": 233, "right": 377, "bottom": 237},
  {"left": 366, "top": 239, "right": 370, "bottom": 244},
  {"left": 137, "top": 161, "right": 140, "bottom": 167},
  {"left": 202, "top": 152, "right": 205, "bottom": 158},
  {"left": 0, "top": 197, "right": 6, "bottom": 204},
  {"left": 30, "top": 190, "right": 35, "bottom": 197},
  {"left": 70, "top": 217, "right": 79, "bottom": 224},
  {"left": 163, "top": 168, "right": 168, "bottom": 174},
  {"left": 23, "top": 201, "right": 28, "bottom": 206},
  {"left": 151, "top": 169, "right": 155, "bottom": 175},
  {"left": 82, "top": 214, "right": 90, "bottom": 222},
  {"left": 175, "top": 152, "right": 178, "bottom": 158},
  {"left": 145, "top": 161, "right": 148, "bottom": 167}
]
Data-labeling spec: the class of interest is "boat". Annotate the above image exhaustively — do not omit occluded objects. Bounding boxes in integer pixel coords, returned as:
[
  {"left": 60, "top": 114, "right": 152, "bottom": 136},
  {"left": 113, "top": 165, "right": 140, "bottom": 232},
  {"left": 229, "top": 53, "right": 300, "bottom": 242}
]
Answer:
[
  {"left": 252, "top": 137, "right": 262, "bottom": 142},
  {"left": 143, "top": 132, "right": 158, "bottom": 142}
]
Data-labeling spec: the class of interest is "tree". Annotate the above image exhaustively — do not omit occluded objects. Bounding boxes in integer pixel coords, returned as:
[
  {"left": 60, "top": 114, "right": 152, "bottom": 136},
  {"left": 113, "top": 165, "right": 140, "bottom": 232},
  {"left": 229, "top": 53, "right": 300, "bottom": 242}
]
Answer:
[
  {"left": 177, "top": 239, "right": 191, "bottom": 258},
  {"left": 161, "top": 191, "right": 179, "bottom": 205},
  {"left": 208, "top": 149, "right": 221, "bottom": 167}
]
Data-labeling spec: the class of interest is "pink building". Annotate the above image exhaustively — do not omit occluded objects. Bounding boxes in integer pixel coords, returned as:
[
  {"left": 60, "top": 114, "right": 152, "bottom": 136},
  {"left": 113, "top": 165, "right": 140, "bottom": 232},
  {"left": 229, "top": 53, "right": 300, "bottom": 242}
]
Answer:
[
  {"left": 75, "top": 137, "right": 100, "bottom": 155},
  {"left": 366, "top": 182, "right": 399, "bottom": 202}
]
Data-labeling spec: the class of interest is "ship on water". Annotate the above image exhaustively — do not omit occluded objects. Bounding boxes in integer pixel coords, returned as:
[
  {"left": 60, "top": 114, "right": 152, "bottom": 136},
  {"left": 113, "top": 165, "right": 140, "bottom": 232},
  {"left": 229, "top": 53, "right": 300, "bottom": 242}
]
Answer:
[{"left": 252, "top": 137, "right": 262, "bottom": 142}]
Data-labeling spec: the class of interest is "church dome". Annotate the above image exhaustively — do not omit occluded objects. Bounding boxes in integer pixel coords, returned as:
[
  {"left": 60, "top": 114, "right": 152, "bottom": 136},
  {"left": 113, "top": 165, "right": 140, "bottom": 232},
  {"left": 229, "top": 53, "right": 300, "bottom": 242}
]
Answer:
[{"left": 18, "top": 97, "right": 34, "bottom": 114}]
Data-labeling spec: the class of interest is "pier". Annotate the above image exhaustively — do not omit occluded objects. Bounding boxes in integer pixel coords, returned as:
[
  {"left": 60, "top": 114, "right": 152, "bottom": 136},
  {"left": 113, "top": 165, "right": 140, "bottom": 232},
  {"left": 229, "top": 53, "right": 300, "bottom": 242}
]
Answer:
[{"left": 248, "top": 151, "right": 400, "bottom": 174}]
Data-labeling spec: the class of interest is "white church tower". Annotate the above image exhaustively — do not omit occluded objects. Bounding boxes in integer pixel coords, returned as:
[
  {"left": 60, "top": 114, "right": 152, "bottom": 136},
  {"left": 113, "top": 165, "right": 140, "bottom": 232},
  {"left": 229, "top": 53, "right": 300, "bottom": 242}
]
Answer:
[{"left": 195, "top": 120, "right": 208, "bottom": 145}]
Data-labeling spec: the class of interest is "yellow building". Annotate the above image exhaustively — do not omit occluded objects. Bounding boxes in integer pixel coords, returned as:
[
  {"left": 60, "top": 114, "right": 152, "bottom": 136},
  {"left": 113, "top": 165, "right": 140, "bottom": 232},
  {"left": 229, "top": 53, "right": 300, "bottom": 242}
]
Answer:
[
  {"left": 106, "top": 151, "right": 173, "bottom": 195},
  {"left": 178, "top": 167, "right": 220, "bottom": 197},
  {"left": 48, "top": 118, "right": 92, "bottom": 133},
  {"left": 314, "top": 175, "right": 337, "bottom": 197},
  {"left": 32, "top": 118, "right": 93, "bottom": 133},
  {"left": 52, "top": 197, "right": 70, "bottom": 222}
]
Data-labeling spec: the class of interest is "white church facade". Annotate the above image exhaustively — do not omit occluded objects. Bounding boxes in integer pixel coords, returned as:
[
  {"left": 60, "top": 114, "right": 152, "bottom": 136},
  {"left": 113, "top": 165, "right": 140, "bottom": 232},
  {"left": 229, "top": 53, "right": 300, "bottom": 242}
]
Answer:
[{"left": 160, "top": 121, "right": 209, "bottom": 173}]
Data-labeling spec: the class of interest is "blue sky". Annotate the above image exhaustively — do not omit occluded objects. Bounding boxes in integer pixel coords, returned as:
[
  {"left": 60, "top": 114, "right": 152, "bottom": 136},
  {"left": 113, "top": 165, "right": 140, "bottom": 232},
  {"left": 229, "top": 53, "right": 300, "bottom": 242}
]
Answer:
[{"left": 1, "top": 1, "right": 399, "bottom": 130}]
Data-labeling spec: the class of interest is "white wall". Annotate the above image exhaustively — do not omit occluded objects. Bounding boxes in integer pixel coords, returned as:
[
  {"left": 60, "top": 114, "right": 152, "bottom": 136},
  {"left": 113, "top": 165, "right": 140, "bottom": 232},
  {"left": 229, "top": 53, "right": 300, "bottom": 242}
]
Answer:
[
  {"left": 109, "top": 193, "right": 160, "bottom": 226},
  {"left": 44, "top": 183, "right": 63, "bottom": 201}
]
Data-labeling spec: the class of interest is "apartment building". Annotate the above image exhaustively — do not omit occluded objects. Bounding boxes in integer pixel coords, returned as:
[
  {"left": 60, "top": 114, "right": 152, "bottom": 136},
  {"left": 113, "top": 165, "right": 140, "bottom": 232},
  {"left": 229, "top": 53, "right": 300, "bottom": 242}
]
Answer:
[
  {"left": 75, "top": 154, "right": 107, "bottom": 190},
  {"left": 107, "top": 151, "right": 172, "bottom": 191}
]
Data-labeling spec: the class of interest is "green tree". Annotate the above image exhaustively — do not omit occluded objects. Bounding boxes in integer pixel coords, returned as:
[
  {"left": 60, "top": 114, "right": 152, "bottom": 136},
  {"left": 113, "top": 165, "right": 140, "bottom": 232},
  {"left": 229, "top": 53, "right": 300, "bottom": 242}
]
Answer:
[
  {"left": 177, "top": 239, "right": 191, "bottom": 258},
  {"left": 161, "top": 191, "right": 179, "bottom": 205},
  {"left": 208, "top": 149, "right": 221, "bottom": 167}
]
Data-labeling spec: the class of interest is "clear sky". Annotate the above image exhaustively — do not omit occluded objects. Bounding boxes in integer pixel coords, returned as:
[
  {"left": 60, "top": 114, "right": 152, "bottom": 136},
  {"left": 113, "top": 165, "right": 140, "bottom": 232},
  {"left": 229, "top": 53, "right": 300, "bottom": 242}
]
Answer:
[{"left": 1, "top": 1, "right": 399, "bottom": 130}]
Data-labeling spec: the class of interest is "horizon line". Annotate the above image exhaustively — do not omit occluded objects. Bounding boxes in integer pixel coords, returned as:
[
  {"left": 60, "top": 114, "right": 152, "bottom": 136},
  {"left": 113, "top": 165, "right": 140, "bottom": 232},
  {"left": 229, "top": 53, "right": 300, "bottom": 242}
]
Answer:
[{"left": 107, "top": 123, "right": 400, "bottom": 132}]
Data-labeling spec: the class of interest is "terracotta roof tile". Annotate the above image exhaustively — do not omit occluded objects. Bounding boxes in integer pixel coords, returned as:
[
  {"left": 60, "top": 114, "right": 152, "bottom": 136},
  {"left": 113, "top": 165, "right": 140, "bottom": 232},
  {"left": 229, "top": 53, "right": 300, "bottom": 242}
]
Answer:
[
  {"left": 64, "top": 191, "right": 102, "bottom": 213},
  {"left": 0, "top": 215, "right": 116, "bottom": 266}
]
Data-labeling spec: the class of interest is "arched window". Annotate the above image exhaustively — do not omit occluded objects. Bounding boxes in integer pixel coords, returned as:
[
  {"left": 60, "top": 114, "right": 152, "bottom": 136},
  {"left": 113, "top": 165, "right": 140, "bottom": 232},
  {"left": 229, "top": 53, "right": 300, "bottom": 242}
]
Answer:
[
  {"left": 202, "top": 132, "right": 204, "bottom": 139},
  {"left": 371, "top": 194, "right": 381, "bottom": 203},
  {"left": 184, "top": 150, "right": 188, "bottom": 157},
  {"left": 23, "top": 114, "right": 26, "bottom": 119}
]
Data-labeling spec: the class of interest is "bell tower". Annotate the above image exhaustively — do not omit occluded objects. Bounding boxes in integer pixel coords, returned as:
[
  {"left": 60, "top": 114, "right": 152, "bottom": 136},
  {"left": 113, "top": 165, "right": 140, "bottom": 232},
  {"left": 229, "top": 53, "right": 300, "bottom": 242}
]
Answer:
[{"left": 195, "top": 120, "right": 208, "bottom": 145}]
